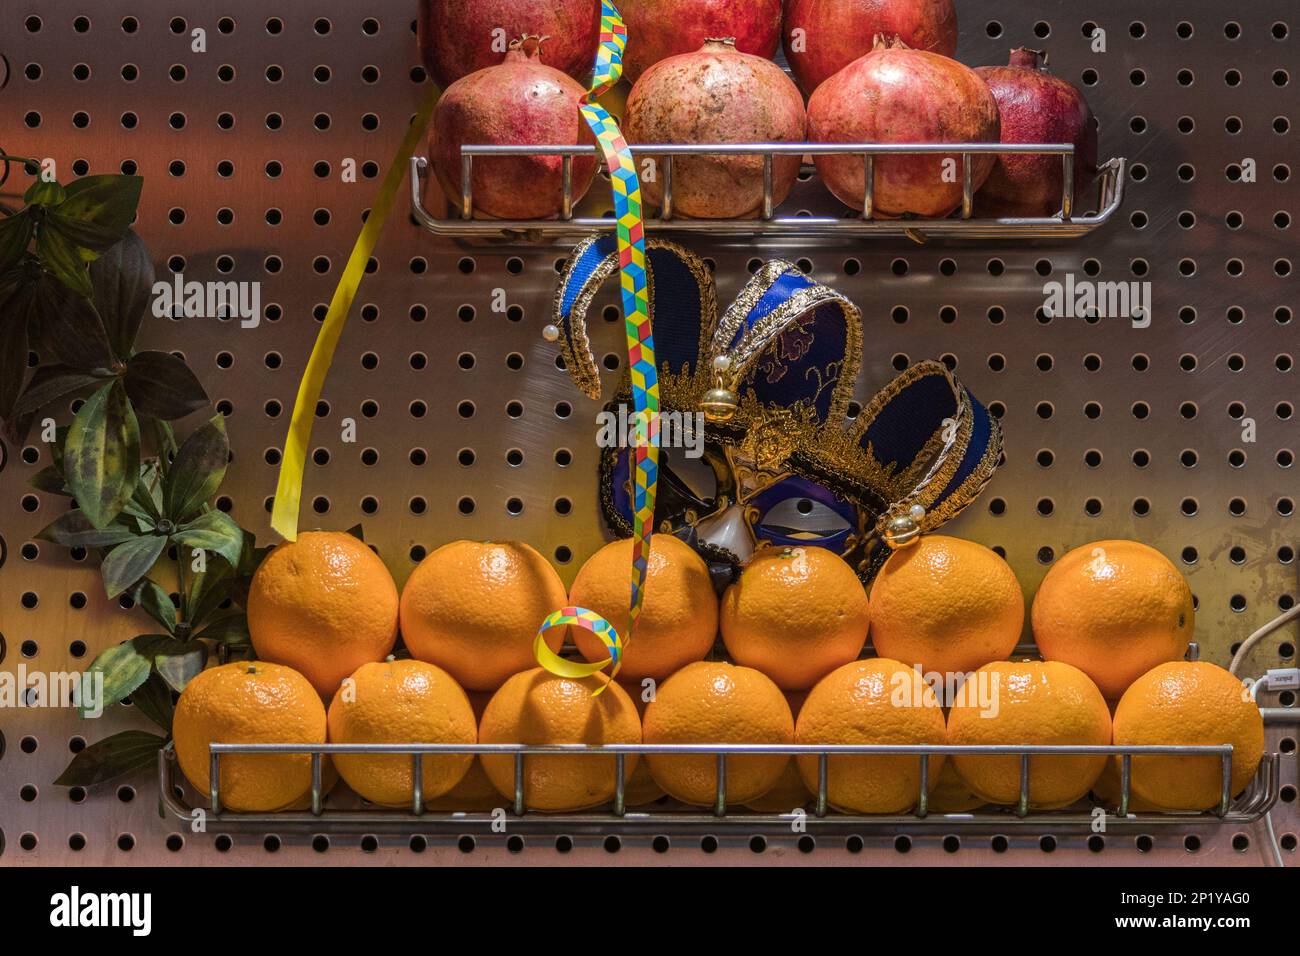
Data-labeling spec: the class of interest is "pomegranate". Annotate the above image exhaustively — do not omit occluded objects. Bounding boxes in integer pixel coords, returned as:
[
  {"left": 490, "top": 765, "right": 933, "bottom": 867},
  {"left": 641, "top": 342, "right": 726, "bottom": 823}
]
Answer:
[
  {"left": 784, "top": 0, "right": 958, "bottom": 96},
  {"left": 418, "top": 0, "right": 601, "bottom": 88},
  {"left": 975, "top": 49, "right": 1099, "bottom": 217},
  {"left": 808, "top": 35, "right": 1000, "bottom": 218},
  {"left": 430, "top": 36, "right": 597, "bottom": 220},
  {"left": 620, "top": 0, "right": 784, "bottom": 83},
  {"left": 625, "top": 38, "right": 806, "bottom": 219}
]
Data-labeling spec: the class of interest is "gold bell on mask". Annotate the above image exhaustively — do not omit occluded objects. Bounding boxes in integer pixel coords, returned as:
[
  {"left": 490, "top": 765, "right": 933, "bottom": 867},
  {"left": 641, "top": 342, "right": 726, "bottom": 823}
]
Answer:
[
  {"left": 880, "top": 504, "right": 927, "bottom": 549},
  {"left": 701, "top": 355, "right": 740, "bottom": 423}
]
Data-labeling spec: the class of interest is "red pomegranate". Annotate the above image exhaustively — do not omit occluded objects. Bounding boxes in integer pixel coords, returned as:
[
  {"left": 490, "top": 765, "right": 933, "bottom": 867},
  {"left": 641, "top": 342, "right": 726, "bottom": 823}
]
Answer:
[
  {"left": 808, "top": 35, "right": 1000, "bottom": 218},
  {"left": 626, "top": 38, "right": 806, "bottom": 219},
  {"left": 975, "top": 49, "right": 1099, "bottom": 217},
  {"left": 784, "top": 0, "right": 958, "bottom": 96},
  {"left": 430, "top": 36, "right": 597, "bottom": 220},
  {"left": 620, "top": 0, "right": 784, "bottom": 83},
  {"left": 418, "top": 0, "right": 601, "bottom": 88}
]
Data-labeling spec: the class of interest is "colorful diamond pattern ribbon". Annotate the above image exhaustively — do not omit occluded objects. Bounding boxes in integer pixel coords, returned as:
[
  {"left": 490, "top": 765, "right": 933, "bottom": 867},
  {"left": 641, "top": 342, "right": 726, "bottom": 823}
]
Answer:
[{"left": 534, "top": 1, "right": 659, "bottom": 687}]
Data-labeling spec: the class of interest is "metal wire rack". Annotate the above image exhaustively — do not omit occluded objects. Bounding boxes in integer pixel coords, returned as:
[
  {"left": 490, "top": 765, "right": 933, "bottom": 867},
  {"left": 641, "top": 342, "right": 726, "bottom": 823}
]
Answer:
[
  {"left": 157, "top": 740, "right": 1281, "bottom": 836},
  {"left": 410, "top": 143, "right": 1126, "bottom": 241}
]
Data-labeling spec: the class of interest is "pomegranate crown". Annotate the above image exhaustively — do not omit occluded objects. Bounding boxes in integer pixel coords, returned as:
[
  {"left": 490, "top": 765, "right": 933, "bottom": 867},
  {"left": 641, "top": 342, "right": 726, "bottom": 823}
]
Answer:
[
  {"left": 508, "top": 34, "right": 550, "bottom": 59},
  {"left": 1009, "top": 47, "right": 1049, "bottom": 70},
  {"left": 871, "top": 33, "right": 913, "bottom": 52}
]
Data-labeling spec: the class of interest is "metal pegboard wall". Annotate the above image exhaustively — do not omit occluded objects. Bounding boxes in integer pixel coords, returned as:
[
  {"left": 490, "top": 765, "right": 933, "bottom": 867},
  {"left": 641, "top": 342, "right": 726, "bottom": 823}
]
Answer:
[{"left": 0, "top": 1, "right": 1295, "bottom": 866}]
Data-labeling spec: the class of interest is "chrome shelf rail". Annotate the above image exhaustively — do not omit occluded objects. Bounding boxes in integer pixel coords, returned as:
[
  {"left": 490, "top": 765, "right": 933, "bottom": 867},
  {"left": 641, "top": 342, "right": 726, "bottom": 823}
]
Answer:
[
  {"left": 409, "top": 143, "right": 1126, "bottom": 242},
  {"left": 158, "top": 742, "right": 1280, "bottom": 835}
]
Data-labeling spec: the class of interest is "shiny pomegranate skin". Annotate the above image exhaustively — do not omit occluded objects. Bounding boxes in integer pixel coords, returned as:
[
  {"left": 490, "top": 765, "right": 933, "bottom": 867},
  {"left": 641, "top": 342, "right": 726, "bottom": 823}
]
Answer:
[
  {"left": 808, "top": 36, "right": 1000, "bottom": 218},
  {"left": 626, "top": 39, "right": 807, "bottom": 219},
  {"left": 620, "top": 0, "right": 784, "bottom": 83},
  {"left": 783, "top": 0, "right": 958, "bottom": 96},
  {"left": 418, "top": 0, "right": 601, "bottom": 87},
  {"left": 430, "top": 37, "right": 597, "bottom": 220},
  {"left": 975, "top": 48, "right": 1100, "bottom": 217}
]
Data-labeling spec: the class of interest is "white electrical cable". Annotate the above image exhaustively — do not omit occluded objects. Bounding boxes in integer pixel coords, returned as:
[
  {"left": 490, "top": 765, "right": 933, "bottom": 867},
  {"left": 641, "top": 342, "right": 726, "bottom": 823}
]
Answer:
[
  {"left": 1264, "top": 811, "right": 1286, "bottom": 868},
  {"left": 1229, "top": 603, "right": 1299, "bottom": 869},
  {"left": 1228, "top": 602, "right": 1300, "bottom": 676}
]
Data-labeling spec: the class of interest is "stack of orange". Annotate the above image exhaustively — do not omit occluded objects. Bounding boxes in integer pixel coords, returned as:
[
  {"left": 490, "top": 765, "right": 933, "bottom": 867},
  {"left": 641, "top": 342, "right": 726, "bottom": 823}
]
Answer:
[{"left": 172, "top": 528, "right": 1263, "bottom": 820}]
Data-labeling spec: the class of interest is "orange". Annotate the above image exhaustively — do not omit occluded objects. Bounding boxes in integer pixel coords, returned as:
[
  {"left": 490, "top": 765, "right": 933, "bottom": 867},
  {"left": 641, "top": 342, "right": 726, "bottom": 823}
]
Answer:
[
  {"left": 929, "top": 761, "right": 985, "bottom": 813},
  {"left": 742, "top": 761, "right": 814, "bottom": 813},
  {"left": 400, "top": 540, "right": 568, "bottom": 692},
  {"left": 795, "top": 658, "right": 947, "bottom": 814},
  {"left": 174, "top": 662, "right": 327, "bottom": 812},
  {"left": 1032, "top": 540, "right": 1193, "bottom": 699},
  {"left": 1112, "top": 661, "right": 1263, "bottom": 811},
  {"left": 621, "top": 681, "right": 666, "bottom": 806},
  {"left": 327, "top": 658, "right": 476, "bottom": 807},
  {"left": 869, "top": 535, "right": 1024, "bottom": 678},
  {"left": 721, "top": 545, "right": 870, "bottom": 690},
  {"left": 1090, "top": 758, "right": 1161, "bottom": 813},
  {"left": 947, "top": 660, "right": 1111, "bottom": 809},
  {"left": 569, "top": 534, "right": 718, "bottom": 681},
  {"left": 744, "top": 691, "right": 811, "bottom": 812},
  {"left": 425, "top": 689, "right": 502, "bottom": 812},
  {"left": 643, "top": 661, "right": 794, "bottom": 806},
  {"left": 479, "top": 668, "right": 642, "bottom": 811},
  {"left": 423, "top": 759, "right": 503, "bottom": 812},
  {"left": 1089, "top": 698, "right": 1160, "bottom": 811},
  {"left": 247, "top": 531, "right": 399, "bottom": 697}
]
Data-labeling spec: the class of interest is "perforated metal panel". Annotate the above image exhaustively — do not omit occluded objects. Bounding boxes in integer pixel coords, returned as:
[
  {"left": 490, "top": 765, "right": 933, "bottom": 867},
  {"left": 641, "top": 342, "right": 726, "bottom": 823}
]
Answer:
[{"left": 0, "top": 1, "right": 1295, "bottom": 866}]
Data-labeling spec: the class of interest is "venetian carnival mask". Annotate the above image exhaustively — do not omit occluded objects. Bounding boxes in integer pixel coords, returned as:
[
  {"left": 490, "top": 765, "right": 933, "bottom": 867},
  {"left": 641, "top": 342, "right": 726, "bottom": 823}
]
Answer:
[{"left": 550, "top": 234, "right": 1003, "bottom": 585}]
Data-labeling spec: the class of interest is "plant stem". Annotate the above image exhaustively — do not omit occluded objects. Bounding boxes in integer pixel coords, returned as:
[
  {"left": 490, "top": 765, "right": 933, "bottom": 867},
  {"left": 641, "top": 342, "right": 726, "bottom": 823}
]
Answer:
[
  {"left": 176, "top": 544, "right": 190, "bottom": 625},
  {"left": 151, "top": 418, "right": 177, "bottom": 475}
]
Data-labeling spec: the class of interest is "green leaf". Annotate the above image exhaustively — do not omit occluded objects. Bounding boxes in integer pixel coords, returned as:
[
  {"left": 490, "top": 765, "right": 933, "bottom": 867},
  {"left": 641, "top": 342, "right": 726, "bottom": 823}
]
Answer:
[
  {"left": 53, "top": 730, "right": 167, "bottom": 788},
  {"left": 11, "top": 364, "right": 104, "bottom": 418},
  {"left": 35, "top": 273, "right": 116, "bottom": 371},
  {"left": 123, "top": 459, "right": 163, "bottom": 524},
  {"left": 49, "top": 423, "right": 70, "bottom": 469},
  {"left": 57, "top": 174, "right": 143, "bottom": 240},
  {"left": 35, "top": 224, "right": 93, "bottom": 296},
  {"left": 185, "top": 557, "right": 235, "bottom": 627},
  {"left": 64, "top": 380, "right": 141, "bottom": 529},
  {"left": 174, "top": 510, "right": 245, "bottom": 569},
  {"left": 101, "top": 534, "right": 167, "bottom": 599},
  {"left": 163, "top": 414, "right": 228, "bottom": 521},
  {"left": 0, "top": 211, "right": 33, "bottom": 271},
  {"left": 132, "top": 578, "right": 178, "bottom": 635},
  {"left": 193, "top": 612, "right": 251, "bottom": 645},
  {"left": 36, "top": 509, "right": 139, "bottom": 548},
  {"left": 123, "top": 351, "right": 208, "bottom": 420},
  {"left": 130, "top": 672, "right": 176, "bottom": 733},
  {"left": 25, "top": 179, "right": 66, "bottom": 206},
  {"left": 89, "top": 230, "right": 155, "bottom": 361},
  {"left": 29, "top": 465, "right": 71, "bottom": 495},
  {"left": 47, "top": 211, "right": 134, "bottom": 258},
  {"left": 154, "top": 641, "right": 208, "bottom": 695},
  {"left": 0, "top": 281, "right": 36, "bottom": 421},
  {"left": 80, "top": 635, "right": 168, "bottom": 717}
]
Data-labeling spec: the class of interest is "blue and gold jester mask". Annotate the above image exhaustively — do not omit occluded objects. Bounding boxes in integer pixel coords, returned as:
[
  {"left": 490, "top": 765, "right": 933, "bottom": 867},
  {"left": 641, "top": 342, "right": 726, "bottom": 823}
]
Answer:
[{"left": 551, "top": 234, "right": 1003, "bottom": 586}]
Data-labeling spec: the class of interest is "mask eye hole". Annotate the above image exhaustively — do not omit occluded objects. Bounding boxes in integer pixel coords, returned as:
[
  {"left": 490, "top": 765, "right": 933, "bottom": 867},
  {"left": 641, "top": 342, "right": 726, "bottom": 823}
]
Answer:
[
  {"left": 663, "top": 449, "right": 718, "bottom": 502},
  {"left": 757, "top": 497, "right": 852, "bottom": 539}
]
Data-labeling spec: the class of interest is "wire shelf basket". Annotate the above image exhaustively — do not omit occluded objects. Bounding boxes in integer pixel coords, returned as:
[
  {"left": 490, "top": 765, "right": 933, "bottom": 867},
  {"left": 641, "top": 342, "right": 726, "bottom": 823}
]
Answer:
[
  {"left": 409, "top": 143, "right": 1126, "bottom": 243},
  {"left": 157, "top": 741, "right": 1280, "bottom": 837}
]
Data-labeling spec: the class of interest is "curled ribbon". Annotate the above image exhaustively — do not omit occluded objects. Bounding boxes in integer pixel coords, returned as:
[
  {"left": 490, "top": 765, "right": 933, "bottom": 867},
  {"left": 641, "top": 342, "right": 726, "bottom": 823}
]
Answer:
[
  {"left": 270, "top": 86, "right": 441, "bottom": 541},
  {"left": 535, "top": 0, "right": 659, "bottom": 686},
  {"left": 534, "top": 607, "right": 623, "bottom": 695}
]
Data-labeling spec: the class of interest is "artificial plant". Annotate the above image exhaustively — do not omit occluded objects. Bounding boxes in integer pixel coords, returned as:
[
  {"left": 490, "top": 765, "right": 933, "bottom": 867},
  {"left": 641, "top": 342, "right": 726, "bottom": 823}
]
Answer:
[{"left": 0, "top": 152, "right": 266, "bottom": 787}]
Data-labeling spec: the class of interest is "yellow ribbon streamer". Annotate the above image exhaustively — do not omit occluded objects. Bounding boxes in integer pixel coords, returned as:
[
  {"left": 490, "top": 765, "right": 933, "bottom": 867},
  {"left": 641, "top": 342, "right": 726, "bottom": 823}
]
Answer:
[{"left": 271, "top": 86, "right": 441, "bottom": 541}]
